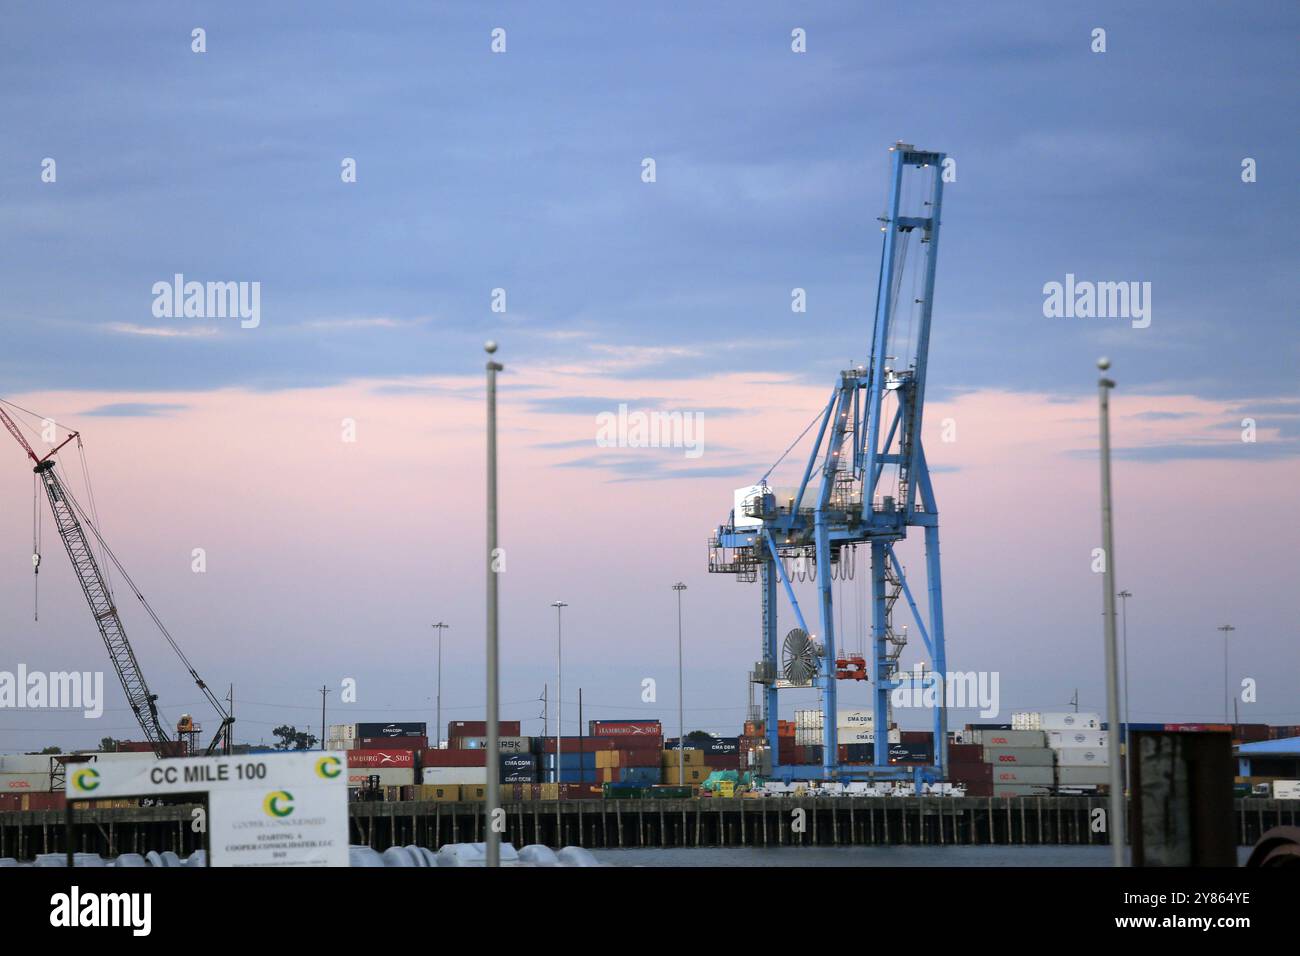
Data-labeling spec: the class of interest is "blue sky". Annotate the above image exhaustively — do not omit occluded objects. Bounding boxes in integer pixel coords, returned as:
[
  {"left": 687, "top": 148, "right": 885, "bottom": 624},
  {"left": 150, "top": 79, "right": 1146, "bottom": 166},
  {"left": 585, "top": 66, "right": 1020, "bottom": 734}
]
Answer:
[
  {"left": 1, "top": 3, "right": 1297, "bottom": 752},
  {"left": 2, "top": 2, "right": 1294, "bottom": 400}
]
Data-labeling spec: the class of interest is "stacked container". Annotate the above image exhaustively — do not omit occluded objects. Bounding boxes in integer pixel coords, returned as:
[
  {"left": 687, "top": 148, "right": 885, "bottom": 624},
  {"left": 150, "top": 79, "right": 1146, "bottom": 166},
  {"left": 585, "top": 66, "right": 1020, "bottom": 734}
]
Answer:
[{"left": 973, "top": 728, "right": 1054, "bottom": 796}]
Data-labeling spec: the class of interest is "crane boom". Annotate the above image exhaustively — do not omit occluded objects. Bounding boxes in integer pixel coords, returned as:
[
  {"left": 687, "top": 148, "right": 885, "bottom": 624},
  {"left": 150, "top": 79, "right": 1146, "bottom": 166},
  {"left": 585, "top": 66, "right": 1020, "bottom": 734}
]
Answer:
[
  {"left": 32, "top": 458, "right": 173, "bottom": 752},
  {"left": 2, "top": 402, "right": 232, "bottom": 757}
]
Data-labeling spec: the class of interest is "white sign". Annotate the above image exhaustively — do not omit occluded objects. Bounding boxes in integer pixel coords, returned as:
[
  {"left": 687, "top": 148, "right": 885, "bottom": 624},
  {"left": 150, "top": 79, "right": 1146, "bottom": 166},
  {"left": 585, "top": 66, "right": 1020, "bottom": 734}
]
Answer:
[{"left": 67, "top": 752, "right": 348, "bottom": 868}]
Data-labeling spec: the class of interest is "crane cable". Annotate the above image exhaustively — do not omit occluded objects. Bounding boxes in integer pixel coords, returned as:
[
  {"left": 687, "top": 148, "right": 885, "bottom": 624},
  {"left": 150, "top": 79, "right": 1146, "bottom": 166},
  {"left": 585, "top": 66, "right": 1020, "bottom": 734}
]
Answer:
[
  {"left": 32, "top": 472, "right": 41, "bottom": 621},
  {"left": 53, "top": 464, "right": 230, "bottom": 723}
]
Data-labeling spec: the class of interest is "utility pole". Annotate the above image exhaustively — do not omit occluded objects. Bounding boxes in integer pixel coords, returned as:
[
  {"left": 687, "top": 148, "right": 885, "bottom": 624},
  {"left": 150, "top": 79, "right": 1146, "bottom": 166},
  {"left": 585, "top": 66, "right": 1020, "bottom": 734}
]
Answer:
[
  {"left": 319, "top": 685, "right": 329, "bottom": 751},
  {"left": 1118, "top": 590, "right": 1132, "bottom": 794},
  {"left": 431, "top": 623, "right": 450, "bottom": 748},
  {"left": 227, "top": 684, "right": 235, "bottom": 754},
  {"left": 673, "top": 582, "right": 688, "bottom": 788},
  {"left": 1096, "top": 358, "right": 1125, "bottom": 866},
  {"left": 1217, "top": 625, "right": 1235, "bottom": 725},
  {"left": 485, "top": 341, "right": 504, "bottom": 867},
  {"left": 551, "top": 601, "right": 568, "bottom": 785},
  {"left": 541, "top": 685, "right": 548, "bottom": 737}
]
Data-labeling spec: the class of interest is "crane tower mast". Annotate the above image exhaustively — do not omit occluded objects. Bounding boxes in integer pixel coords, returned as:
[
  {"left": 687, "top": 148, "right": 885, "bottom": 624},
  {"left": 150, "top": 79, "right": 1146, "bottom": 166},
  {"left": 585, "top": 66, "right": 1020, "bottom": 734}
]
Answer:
[{"left": 709, "top": 142, "right": 952, "bottom": 785}]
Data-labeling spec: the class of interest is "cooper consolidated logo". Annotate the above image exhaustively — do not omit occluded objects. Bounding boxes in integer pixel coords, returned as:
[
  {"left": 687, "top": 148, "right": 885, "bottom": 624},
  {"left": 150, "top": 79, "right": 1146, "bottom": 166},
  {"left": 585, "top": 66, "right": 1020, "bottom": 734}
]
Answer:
[
  {"left": 70, "top": 766, "right": 100, "bottom": 793},
  {"left": 262, "top": 790, "right": 294, "bottom": 817},
  {"left": 315, "top": 755, "right": 342, "bottom": 779}
]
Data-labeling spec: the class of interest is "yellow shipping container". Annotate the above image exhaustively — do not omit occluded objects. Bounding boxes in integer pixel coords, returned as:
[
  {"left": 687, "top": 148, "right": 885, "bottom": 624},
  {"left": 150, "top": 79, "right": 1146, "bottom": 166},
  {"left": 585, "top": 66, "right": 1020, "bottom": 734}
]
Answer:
[
  {"left": 662, "top": 749, "right": 705, "bottom": 768},
  {"left": 596, "top": 751, "right": 617, "bottom": 769},
  {"left": 415, "top": 784, "right": 461, "bottom": 802},
  {"left": 462, "top": 785, "right": 487, "bottom": 800},
  {"left": 540, "top": 783, "right": 560, "bottom": 800},
  {"left": 662, "top": 766, "right": 711, "bottom": 785}
]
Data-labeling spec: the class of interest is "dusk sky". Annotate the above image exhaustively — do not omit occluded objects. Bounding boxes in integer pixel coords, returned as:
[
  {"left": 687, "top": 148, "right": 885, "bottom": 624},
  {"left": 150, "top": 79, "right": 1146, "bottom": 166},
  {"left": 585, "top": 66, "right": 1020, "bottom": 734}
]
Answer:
[{"left": 1, "top": 2, "right": 1296, "bottom": 754}]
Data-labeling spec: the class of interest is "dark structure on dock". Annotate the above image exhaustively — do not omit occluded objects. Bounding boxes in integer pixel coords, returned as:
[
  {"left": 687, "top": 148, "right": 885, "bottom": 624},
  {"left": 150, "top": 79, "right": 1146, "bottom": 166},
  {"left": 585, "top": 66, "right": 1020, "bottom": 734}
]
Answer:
[{"left": 2, "top": 797, "right": 1295, "bottom": 860}]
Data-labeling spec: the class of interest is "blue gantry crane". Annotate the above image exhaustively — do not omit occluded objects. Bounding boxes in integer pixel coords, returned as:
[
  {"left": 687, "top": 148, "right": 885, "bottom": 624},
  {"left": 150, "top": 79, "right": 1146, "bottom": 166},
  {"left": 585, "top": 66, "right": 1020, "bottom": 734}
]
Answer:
[{"left": 709, "top": 142, "right": 951, "bottom": 785}]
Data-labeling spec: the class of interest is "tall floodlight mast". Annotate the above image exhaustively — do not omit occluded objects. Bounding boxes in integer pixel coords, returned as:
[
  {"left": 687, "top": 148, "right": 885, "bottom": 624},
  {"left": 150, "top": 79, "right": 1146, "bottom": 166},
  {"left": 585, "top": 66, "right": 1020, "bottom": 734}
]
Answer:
[{"left": 709, "top": 143, "right": 951, "bottom": 786}]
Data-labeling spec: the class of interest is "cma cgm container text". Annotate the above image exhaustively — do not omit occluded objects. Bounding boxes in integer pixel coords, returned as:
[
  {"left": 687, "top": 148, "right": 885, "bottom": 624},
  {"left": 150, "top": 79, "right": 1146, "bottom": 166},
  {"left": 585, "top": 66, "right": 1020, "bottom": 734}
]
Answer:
[{"left": 356, "top": 722, "right": 427, "bottom": 738}]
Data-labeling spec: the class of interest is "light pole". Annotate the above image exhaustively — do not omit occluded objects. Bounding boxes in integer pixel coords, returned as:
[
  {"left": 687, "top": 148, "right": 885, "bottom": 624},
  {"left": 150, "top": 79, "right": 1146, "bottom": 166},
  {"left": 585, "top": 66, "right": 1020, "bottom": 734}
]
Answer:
[
  {"left": 1096, "top": 358, "right": 1125, "bottom": 866},
  {"left": 485, "top": 341, "right": 503, "bottom": 867},
  {"left": 551, "top": 601, "right": 567, "bottom": 785},
  {"left": 673, "top": 582, "right": 687, "bottom": 787},
  {"left": 1118, "top": 590, "right": 1131, "bottom": 794},
  {"left": 431, "top": 623, "right": 450, "bottom": 747},
  {"left": 1218, "top": 625, "right": 1235, "bottom": 724}
]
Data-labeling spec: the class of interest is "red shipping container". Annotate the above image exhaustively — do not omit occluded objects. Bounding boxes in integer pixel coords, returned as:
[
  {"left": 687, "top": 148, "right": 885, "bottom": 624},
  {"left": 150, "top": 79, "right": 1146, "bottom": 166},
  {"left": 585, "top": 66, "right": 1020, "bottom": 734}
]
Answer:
[
  {"left": 900, "top": 731, "right": 934, "bottom": 744},
  {"left": 420, "top": 748, "right": 488, "bottom": 767},
  {"left": 541, "top": 736, "right": 662, "bottom": 753},
  {"left": 357, "top": 735, "right": 427, "bottom": 750},
  {"left": 24, "top": 793, "right": 67, "bottom": 811},
  {"left": 448, "top": 721, "right": 522, "bottom": 739},
  {"left": 589, "top": 720, "right": 661, "bottom": 738},
  {"left": 949, "top": 763, "right": 993, "bottom": 782},
  {"left": 948, "top": 744, "right": 984, "bottom": 765},
  {"left": 347, "top": 749, "right": 414, "bottom": 768}
]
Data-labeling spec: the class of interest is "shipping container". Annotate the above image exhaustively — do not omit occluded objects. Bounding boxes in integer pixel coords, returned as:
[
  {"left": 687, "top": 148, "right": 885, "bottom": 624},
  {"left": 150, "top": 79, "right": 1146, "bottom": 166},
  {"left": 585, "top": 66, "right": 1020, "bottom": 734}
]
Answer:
[
  {"left": 1056, "top": 766, "right": 1110, "bottom": 785},
  {"left": 540, "top": 735, "right": 661, "bottom": 753},
  {"left": 1273, "top": 780, "right": 1300, "bottom": 800},
  {"left": 356, "top": 722, "right": 427, "bottom": 738},
  {"left": 420, "top": 748, "right": 487, "bottom": 767},
  {"left": 1046, "top": 730, "right": 1108, "bottom": 749},
  {"left": 662, "top": 766, "right": 711, "bottom": 785},
  {"left": 346, "top": 768, "right": 413, "bottom": 788},
  {"left": 976, "top": 729, "right": 1046, "bottom": 748},
  {"left": 1012, "top": 712, "right": 1101, "bottom": 731},
  {"left": 664, "top": 736, "right": 740, "bottom": 755},
  {"left": 357, "top": 735, "right": 428, "bottom": 750},
  {"left": 1054, "top": 747, "right": 1110, "bottom": 767},
  {"left": 346, "top": 749, "right": 414, "bottom": 768},
  {"left": 982, "top": 747, "right": 1054, "bottom": 766},
  {"left": 588, "top": 720, "right": 662, "bottom": 737},
  {"left": 327, "top": 723, "right": 357, "bottom": 740},
  {"left": 0, "top": 772, "right": 55, "bottom": 792},
  {"left": 413, "top": 784, "right": 461, "bottom": 801},
  {"left": 990, "top": 766, "right": 1054, "bottom": 785},
  {"left": 447, "top": 720, "right": 522, "bottom": 739},
  {"left": 992, "top": 784, "right": 1053, "bottom": 797},
  {"left": 451, "top": 736, "right": 531, "bottom": 753},
  {"left": 948, "top": 743, "right": 984, "bottom": 765},
  {"left": 421, "top": 766, "right": 487, "bottom": 785},
  {"left": 461, "top": 785, "right": 487, "bottom": 800}
]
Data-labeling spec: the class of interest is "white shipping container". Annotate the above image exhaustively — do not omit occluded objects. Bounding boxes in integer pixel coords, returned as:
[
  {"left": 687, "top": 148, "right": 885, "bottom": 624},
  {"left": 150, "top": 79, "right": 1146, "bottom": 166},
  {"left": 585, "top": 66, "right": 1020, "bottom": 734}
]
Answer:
[
  {"left": 1056, "top": 766, "right": 1110, "bottom": 785},
  {"left": 72, "top": 752, "right": 157, "bottom": 764},
  {"left": 1273, "top": 780, "right": 1300, "bottom": 800},
  {"left": 347, "top": 768, "right": 413, "bottom": 788},
  {"left": 838, "top": 728, "right": 901, "bottom": 744},
  {"left": 1055, "top": 747, "right": 1109, "bottom": 767},
  {"left": 421, "top": 767, "right": 488, "bottom": 786},
  {"left": 1, "top": 772, "right": 55, "bottom": 792},
  {"left": 327, "top": 738, "right": 356, "bottom": 752},
  {"left": 328, "top": 723, "right": 356, "bottom": 740},
  {"left": 836, "top": 710, "right": 874, "bottom": 728},
  {"left": 794, "top": 709, "right": 823, "bottom": 730},
  {"left": 1047, "top": 730, "right": 1108, "bottom": 749},
  {"left": 0, "top": 755, "right": 56, "bottom": 774}
]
